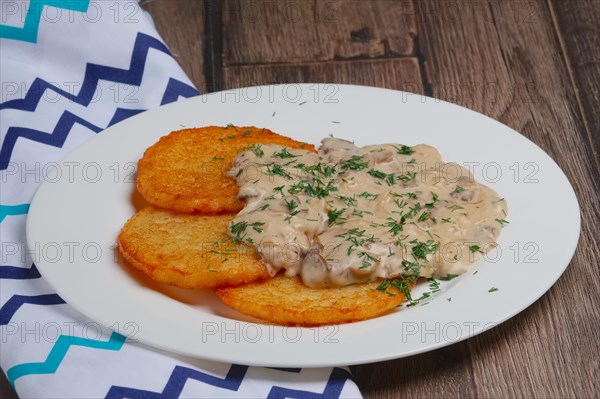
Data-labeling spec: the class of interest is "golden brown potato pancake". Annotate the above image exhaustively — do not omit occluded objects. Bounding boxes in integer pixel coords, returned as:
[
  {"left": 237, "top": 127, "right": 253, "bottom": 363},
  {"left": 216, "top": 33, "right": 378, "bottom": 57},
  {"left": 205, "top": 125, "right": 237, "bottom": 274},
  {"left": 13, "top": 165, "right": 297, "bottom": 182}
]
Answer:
[
  {"left": 136, "top": 126, "right": 315, "bottom": 214},
  {"left": 118, "top": 207, "right": 270, "bottom": 288},
  {"left": 215, "top": 275, "right": 409, "bottom": 326}
]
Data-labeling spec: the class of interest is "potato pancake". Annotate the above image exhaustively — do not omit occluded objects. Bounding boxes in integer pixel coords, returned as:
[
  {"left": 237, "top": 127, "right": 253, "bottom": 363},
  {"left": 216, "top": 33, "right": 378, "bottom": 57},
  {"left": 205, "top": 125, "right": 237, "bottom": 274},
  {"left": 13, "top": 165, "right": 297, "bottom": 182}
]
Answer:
[
  {"left": 118, "top": 207, "right": 270, "bottom": 288},
  {"left": 215, "top": 275, "right": 409, "bottom": 326},
  {"left": 136, "top": 126, "right": 316, "bottom": 214}
]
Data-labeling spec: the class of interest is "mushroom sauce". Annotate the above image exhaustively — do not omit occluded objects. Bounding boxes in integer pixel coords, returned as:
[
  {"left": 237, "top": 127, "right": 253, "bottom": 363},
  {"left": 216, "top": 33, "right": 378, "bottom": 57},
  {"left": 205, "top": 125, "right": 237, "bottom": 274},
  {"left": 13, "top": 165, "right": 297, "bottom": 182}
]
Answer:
[{"left": 227, "top": 138, "right": 508, "bottom": 288}]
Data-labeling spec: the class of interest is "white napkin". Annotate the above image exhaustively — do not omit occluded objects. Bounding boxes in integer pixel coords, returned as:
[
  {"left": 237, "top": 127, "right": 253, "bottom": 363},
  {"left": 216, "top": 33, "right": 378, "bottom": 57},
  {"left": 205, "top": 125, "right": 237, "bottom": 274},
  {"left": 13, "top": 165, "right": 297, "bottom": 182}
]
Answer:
[{"left": 0, "top": 1, "right": 362, "bottom": 397}]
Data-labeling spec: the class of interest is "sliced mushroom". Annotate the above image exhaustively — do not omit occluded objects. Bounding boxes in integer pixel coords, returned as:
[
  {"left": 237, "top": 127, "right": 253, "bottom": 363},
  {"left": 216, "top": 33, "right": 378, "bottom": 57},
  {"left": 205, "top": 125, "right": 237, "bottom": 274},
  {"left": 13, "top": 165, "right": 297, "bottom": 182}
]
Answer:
[
  {"left": 370, "top": 149, "right": 394, "bottom": 165},
  {"left": 301, "top": 244, "right": 333, "bottom": 288}
]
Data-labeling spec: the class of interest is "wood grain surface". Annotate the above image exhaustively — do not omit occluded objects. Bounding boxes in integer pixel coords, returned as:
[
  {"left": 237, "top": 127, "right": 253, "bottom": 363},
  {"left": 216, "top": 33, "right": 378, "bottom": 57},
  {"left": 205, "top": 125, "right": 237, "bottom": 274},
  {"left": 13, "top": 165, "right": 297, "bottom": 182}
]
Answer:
[
  {"left": 3, "top": 0, "right": 598, "bottom": 398},
  {"left": 142, "top": 0, "right": 207, "bottom": 92},
  {"left": 222, "top": 0, "right": 417, "bottom": 65},
  {"left": 222, "top": 58, "right": 423, "bottom": 91},
  {"left": 549, "top": 0, "right": 600, "bottom": 169},
  {"left": 406, "top": 1, "right": 600, "bottom": 397}
]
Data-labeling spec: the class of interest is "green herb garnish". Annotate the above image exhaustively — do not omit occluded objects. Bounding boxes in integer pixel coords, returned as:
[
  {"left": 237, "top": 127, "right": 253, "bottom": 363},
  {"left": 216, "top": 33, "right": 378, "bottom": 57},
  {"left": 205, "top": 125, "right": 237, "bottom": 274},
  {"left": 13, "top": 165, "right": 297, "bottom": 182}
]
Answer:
[
  {"left": 368, "top": 169, "right": 387, "bottom": 179},
  {"left": 439, "top": 273, "right": 459, "bottom": 281},
  {"left": 387, "top": 216, "right": 406, "bottom": 236},
  {"left": 417, "top": 212, "right": 430, "bottom": 222},
  {"left": 340, "top": 155, "right": 368, "bottom": 171},
  {"left": 358, "top": 192, "right": 379, "bottom": 200},
  {"left": 398, "top": 172, "right": 416, "bottom": 182},
  {"left": 245, "top": 143, "right": 264, "bottom": 157},
  {"left": 268, "top": 163, "right": 292, "bottom": 179},
  {"left": 328, "top": 208, "right": 346, "bottom": 224},
  {"left": 273, "top": 148, "right": 299, "bottom": 159},
  {"left": 394, "top": 145, "right": 415, "bottom": 155},
  {"left": 412, "top": 240, "right": 439, "bottom": 260},
  {"left": 469, "top": 245, "right": 483, "bottom": 254}
]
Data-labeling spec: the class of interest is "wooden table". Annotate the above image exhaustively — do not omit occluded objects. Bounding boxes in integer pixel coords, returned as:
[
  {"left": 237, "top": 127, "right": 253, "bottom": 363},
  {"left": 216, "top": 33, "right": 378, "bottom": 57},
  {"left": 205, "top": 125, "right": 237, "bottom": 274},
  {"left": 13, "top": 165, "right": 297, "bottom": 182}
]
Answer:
[{"left": 2, "top": 0, "right": 598, "bottom": 398}]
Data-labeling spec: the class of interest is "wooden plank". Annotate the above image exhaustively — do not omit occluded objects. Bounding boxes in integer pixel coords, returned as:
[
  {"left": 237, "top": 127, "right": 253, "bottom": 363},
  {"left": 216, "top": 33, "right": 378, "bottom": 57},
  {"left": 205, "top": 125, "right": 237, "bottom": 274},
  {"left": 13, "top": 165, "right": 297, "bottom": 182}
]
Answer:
[
  {"left": 222, "top": 58, "right": 423, "bottom": 93},
  {"left": 222, "top": 0, "right": 417, "bottom": 65},
  {"left": 413, "top": 1, "right": 600, "bottom": 397},
  {"left": 204, "top": 0, "right": 223, "bottom": 92},
  {"left": 0, "top": 376, "right": 18, "bottom": 399},
  {"left": 549, "top": 0, "right": 600, "bottom": 170},
  {"left": 352, "top": 345, "right": 478, "bottom": 398},
  {"left": 142, "top": 0, "right": 207, "bottom": 92}
]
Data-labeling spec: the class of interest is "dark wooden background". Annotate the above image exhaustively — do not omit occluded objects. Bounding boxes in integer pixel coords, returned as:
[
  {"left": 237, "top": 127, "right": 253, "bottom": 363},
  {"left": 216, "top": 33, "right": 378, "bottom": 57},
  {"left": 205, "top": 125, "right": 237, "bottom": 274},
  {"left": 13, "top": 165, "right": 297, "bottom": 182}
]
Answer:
[{"left": 2, "top": 0, "right": 599, "bottom": 398}]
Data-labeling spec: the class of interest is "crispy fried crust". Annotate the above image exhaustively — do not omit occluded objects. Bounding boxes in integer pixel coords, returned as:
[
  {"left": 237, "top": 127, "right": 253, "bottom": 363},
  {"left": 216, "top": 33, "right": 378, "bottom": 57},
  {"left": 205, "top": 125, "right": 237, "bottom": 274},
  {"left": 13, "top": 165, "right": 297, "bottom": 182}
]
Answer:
[
  {"left": 118, "top": 207, "right": 270, "bottom": 288},
  {"left": 136, "top": 126, "right": 315, "bottom": 214},
  {"left": 215, "top": 275, "right": 408, "bottom": 326}
]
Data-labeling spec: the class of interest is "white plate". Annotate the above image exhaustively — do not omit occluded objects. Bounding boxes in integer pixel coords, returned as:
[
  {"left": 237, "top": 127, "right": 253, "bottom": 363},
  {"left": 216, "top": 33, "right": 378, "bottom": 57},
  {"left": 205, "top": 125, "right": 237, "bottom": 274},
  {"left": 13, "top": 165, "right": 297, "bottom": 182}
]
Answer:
[{"left": 27, "top": 84, "right": 580, "bottom": 367}]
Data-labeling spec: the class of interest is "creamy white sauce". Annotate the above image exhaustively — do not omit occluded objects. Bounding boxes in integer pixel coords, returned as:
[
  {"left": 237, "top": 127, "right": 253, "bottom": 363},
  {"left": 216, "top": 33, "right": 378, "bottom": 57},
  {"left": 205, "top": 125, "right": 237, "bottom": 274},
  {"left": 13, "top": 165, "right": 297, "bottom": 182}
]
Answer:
[{"left": 227, "top": 138, "right": 508, "bottom": 288}]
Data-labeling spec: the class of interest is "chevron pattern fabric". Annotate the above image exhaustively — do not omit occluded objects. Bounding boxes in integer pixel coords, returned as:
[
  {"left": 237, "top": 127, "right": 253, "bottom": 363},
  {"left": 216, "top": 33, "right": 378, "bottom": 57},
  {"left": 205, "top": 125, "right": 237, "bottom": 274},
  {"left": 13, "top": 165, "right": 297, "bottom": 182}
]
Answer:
[{"left": 0, "top": 1, "right": 362, "bottom": 397}]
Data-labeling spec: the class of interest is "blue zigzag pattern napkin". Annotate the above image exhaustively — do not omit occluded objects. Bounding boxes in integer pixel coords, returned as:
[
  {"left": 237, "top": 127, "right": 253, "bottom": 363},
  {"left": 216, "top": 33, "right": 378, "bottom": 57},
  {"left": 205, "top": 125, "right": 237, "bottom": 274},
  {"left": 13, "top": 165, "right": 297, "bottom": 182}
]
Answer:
[{"left": 0, "top": 1, "right": 361, "bottom": 397}]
